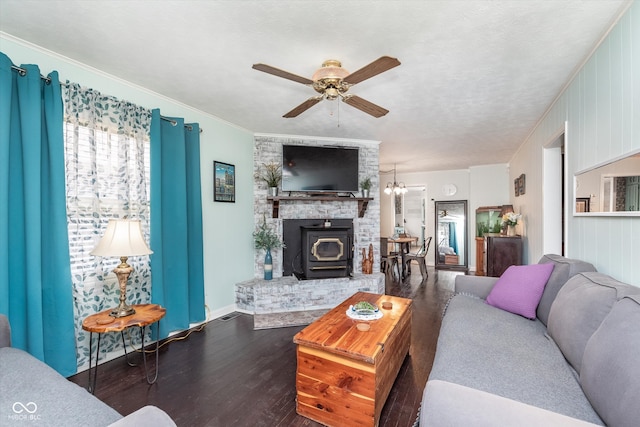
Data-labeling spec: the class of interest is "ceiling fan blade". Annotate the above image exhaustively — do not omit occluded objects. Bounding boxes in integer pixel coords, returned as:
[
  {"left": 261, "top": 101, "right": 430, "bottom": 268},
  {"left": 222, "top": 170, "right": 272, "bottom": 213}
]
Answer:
[
  {"left": 283, "top": 96, "right": 323, "bottom": 118},
  {"left": 343, "top": 56, "right": 401, "bottom": 85},
  {"left": 252, "top": 63, "right": 314, "bottom": 85},
  {"left": 342, "top": 95, "right": 389, "bottom": 118}
]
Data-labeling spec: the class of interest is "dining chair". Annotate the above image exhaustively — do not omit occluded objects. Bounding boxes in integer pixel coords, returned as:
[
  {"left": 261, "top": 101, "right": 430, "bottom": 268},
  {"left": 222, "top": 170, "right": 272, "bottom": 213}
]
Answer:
[
  {"left": 380, "top": 237, "right": 400, "bottom": 278},
  {"left": 404, "top": 236, "right": 432, "bottom": 278}
]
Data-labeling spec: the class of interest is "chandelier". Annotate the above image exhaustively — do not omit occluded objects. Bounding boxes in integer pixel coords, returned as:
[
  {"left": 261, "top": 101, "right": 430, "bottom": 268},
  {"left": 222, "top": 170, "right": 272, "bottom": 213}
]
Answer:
[{"left": 384, "top": 164, "right": 407, "bottom": 195}]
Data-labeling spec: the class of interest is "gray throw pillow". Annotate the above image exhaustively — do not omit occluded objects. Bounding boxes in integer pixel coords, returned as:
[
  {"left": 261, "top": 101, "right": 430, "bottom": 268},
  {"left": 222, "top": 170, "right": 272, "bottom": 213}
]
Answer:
[
  {"left": 536, "top": 254, "right": 596, "bottom": 326},
  {"left": 547, "top": 272, "right": 635, "bottom": 374},
  {"left": 580, "top": 295, "right": 640, "bottom": 427}
]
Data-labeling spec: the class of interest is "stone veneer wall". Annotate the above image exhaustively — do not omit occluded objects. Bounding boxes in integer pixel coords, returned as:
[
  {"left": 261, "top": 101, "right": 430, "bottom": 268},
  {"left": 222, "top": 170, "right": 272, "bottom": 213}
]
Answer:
[{"left": 253, "top": 134, "right": 381, "bottom": 277}]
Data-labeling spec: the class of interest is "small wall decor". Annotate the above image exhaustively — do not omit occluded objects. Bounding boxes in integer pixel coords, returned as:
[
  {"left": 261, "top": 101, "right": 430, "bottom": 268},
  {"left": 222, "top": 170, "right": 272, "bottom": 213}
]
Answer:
[
  {"left": 514, "top": 174, "right": 526, "bottom": 197},
  {"left": 518, "top": 174, "right": 526, "bottom": 196},
  {"left": 214, "top": 161, "right": 235, "bottom": 202}
]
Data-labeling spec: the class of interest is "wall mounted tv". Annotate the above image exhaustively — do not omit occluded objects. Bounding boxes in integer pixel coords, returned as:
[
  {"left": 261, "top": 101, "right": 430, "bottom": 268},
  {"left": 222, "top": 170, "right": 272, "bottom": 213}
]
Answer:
[{"left": 282, "top": 145, "right": 359, "bottom": 193}]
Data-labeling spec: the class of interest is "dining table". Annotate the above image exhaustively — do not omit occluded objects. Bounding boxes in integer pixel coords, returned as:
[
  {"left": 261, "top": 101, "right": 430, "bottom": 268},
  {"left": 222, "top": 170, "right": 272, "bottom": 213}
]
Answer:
[{"left": 388, "top": 236, "right": 418, "bottom": 278}]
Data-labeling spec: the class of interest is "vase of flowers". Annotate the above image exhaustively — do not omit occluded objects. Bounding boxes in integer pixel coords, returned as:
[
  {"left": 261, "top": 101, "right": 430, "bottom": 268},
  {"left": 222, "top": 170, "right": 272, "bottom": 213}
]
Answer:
[
  {"left": 255, "top": 162, "right": 282, "bottom": 197},
  {"left": 501, "top": 212, "right": 521, "bottom": 237},
  {"left": 253, "top": 214, "right": 285, "bottom": 280}
]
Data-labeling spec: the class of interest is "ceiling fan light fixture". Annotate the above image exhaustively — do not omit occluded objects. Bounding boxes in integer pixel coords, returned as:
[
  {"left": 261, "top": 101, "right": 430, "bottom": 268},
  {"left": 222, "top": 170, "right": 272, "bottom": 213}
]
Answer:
[
  {"left": 312, "top": 60, "right": 350, "bottom": 82},
  {"left": 253, "top": 56, "right": 399, "bottom": 117},
  {"left": 325, "top": 87, "right": 340, "bottom": 100}
]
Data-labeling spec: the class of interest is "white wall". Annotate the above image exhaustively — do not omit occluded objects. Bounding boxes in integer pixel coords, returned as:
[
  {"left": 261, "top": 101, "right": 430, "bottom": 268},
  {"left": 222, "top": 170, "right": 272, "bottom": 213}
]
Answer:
[
  {"left": 380, "top": 164, "right": 509, "bottom": 270},
  {"left": 0, "top": 34, "right": 256, "bottom": 317},
  {"left": 509, "top": 2, "right": 640, "bottom": 286}
]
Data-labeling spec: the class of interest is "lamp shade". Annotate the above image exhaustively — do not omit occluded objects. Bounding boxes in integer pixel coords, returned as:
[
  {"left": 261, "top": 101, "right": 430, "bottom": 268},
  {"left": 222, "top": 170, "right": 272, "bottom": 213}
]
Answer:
[{"left": 90, "top": 219, "right": 153, "bottom": 257}]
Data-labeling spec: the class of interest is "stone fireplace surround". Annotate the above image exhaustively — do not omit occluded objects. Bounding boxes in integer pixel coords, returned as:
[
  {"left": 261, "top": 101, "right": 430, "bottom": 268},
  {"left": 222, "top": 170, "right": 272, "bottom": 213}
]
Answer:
[{"left": 234, "top": 134, "right": 383, "bottom": 328}]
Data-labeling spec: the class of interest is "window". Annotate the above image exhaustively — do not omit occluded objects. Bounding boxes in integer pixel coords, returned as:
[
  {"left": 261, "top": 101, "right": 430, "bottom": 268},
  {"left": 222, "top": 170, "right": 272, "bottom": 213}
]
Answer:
[{"left": 63, "top": 83, "right": 151, "bottom": 366}]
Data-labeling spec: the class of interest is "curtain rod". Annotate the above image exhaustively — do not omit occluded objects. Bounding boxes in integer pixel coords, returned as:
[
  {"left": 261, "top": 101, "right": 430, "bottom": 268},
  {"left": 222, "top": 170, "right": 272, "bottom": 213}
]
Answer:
[
  {"left": 160, "top": 116, "right": 202, "bottom": 133},
  {"left": 11, "top": 65, "right": 203, "bottom": 133},
  {"left": 11, "top": 64, "right": 53, "bottom": 84}
]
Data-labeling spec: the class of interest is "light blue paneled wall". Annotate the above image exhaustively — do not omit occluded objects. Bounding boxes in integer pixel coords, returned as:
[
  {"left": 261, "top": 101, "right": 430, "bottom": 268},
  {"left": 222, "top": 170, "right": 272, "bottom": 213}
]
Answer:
[
  {"left": 510, "top": 2, "right": 639, "bottom": 286},
  {"left": 0, "top": 34, "right": 256, "bottom": 317}
]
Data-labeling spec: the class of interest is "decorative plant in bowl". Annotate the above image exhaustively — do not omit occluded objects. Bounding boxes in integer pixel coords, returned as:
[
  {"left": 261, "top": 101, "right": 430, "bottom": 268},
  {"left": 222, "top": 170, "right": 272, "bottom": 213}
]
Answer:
[
  {"left": 360, "top": 177, "right": 372, "bottom": 198},
  {"left": 253, "top": 214, "right": 285, "bottom": 280},
  {"left": 255, "top": 162, "right": 282, "bottom": 197}
]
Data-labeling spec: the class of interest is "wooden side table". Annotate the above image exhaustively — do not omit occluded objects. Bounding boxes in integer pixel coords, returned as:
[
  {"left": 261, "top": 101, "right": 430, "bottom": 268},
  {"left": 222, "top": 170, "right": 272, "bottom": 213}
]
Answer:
[{"left": 82, "top": 303, "right": 166, "bottom": 393}]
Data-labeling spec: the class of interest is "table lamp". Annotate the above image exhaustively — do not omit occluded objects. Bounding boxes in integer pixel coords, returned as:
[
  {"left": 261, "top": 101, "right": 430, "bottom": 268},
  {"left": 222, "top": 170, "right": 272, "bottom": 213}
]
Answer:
[{"left": 90, "top": 219, "right": 153, "bottom": 318}]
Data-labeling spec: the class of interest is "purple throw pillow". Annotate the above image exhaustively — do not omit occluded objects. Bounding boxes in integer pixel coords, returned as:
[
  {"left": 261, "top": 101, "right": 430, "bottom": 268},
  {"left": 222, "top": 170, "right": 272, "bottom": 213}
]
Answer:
[{"left": 486, "top": 263, "right": 555, "bottom": 319}]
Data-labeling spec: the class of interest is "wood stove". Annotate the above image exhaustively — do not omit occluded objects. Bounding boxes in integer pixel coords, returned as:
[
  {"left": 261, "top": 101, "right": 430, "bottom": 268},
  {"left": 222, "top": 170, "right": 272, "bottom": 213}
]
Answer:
[
  {"left": 282, "top": 219, "right": 353, "bottom": 279},
  {"left": 302, "top": 226, "right": 352, "bottom": 279}
]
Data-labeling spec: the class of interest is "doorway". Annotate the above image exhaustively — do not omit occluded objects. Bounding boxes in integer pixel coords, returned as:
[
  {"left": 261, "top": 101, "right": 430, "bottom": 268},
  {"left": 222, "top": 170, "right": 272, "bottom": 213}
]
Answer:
[
  {"left": 393, "top": 186, "right": 427, "bottom": 251},
  {"left": 543, "top": 128, "right": 565, "bottom": 255}
]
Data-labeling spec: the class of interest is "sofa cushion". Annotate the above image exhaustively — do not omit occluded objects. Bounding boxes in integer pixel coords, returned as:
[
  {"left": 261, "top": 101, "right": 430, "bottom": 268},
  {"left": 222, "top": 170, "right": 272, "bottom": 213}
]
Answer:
[
  {"left": 580, "top": 295, "right": 640, "bottom": 427},
  {"left": 421, "top": 380, "right": 603, "bottom": 427},
  {"left": 536, "top": 255, "right": 596, "bottom": 326},
  {"left": 108, "top": 406, "right": 177, "bottom": 427},
  {"left": 486, "top": 263, "right": 554, "bottom": 319},
  {"left": 428, "top": 294, "right": 602, "bottom": 424},
  {"left": 0, "top": 347, "right": 122, "bottom": 425},
  {"left": 547, "top": 272, "right": 637, "bottom": 374},
  {"left": 0, "top": 314, "right": 10, "bottom": 348}
]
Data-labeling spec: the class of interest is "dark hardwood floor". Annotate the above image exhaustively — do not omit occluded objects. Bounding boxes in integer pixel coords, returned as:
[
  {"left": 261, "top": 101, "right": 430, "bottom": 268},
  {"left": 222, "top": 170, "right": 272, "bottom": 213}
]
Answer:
[{"left": 69, "top": 267, "right": 459, "bottom": 426}]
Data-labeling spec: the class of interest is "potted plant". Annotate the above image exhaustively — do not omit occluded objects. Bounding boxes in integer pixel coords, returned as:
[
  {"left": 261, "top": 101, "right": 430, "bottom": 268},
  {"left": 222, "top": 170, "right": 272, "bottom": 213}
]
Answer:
[
  {"left": 360, "top": 177, "right": 372, "bottom": 198},
  {"left": 255, "top": 162, "right": 282, "bottom": 197},
  {"left": 253, "top": 214, "right": 285, "bottom": 280}
]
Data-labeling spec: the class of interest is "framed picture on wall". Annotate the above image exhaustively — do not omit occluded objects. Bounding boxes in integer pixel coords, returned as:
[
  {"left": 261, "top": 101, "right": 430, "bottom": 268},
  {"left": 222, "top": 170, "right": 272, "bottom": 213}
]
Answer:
[
  {"left": 514, "top": 178, "right": 520, "bottom": 197},
  {"left": 518, "top": 174, "right": 526, "bottom": 196},
  {"left": 214, "top": 161, "right": 235, "bottom": 202}
]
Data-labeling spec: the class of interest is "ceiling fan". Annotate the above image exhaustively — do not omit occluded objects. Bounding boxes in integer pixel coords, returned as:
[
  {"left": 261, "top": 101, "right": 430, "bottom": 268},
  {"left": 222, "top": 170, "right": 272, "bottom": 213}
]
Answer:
[{"left": 252, "top": 56, "right": 400, "bottom": 118}]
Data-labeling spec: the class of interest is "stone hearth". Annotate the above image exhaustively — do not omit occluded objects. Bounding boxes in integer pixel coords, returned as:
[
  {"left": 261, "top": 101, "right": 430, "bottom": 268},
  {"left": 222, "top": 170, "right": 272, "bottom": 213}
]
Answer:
[{"left": 235, "top": 273, "right": 385, "bottom": 329}]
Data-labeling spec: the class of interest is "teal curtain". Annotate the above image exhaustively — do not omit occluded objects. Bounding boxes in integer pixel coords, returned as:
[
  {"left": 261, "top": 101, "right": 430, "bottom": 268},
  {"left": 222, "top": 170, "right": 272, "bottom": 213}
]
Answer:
[
  {"left": 449, "top": 222, "right": 458, "bottom": 254},
  {"left": 0, "top": 53, "right": 76, "bottom": 376},
  {"left": 150, "top": 109, "right": 205, "bottom": 338}
]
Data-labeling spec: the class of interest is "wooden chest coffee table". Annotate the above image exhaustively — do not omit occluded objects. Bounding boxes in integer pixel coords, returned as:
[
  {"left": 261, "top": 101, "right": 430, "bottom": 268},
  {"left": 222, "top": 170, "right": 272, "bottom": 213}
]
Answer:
[{"left": 293, "top": 292, "right": 412, "bottom": 427}]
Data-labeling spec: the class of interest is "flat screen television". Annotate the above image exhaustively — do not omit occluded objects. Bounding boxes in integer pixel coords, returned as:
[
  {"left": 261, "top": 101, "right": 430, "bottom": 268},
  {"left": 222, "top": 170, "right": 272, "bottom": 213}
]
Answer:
[{"left": 282, "top": 145, "right": 359, "bottom": 193}]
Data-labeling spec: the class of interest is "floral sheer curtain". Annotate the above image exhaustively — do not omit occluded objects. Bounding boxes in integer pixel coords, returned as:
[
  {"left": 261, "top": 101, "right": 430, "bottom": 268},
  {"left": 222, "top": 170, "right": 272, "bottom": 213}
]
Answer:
[{"left": 63, "top": 83, "right": 152, "bottom": 367}]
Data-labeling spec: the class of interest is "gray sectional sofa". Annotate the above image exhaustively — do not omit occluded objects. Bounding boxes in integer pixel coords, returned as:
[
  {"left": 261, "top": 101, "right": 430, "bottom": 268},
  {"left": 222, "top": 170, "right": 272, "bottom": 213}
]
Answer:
[
  {"left": 420, "top": 254, "right": 640, "bottom": 426},
  {"left": 0, "top": 314, "right": 175, "bottom": 427}
]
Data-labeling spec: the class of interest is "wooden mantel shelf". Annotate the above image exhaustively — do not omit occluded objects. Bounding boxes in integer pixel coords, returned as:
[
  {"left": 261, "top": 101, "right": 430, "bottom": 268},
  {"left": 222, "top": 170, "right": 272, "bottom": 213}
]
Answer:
[{"left": 267, "top": 196, "right": 373, "bottom": 218}]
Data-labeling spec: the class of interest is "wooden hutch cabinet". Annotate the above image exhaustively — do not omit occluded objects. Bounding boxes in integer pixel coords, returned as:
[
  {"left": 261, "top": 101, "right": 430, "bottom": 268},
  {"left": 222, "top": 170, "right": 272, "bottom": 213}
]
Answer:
[
  {"left": 484, "top": 234, "right": 523, "bottom": 277},
  {"left": 475, "top": 206, "right": 522, "bottom": 277}
]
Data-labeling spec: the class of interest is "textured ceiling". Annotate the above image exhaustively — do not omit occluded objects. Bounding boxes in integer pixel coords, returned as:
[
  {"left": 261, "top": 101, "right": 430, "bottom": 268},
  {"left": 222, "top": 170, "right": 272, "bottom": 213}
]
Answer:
[{"left": 0, "top": 0, "right": 630, "bottom": 173}]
